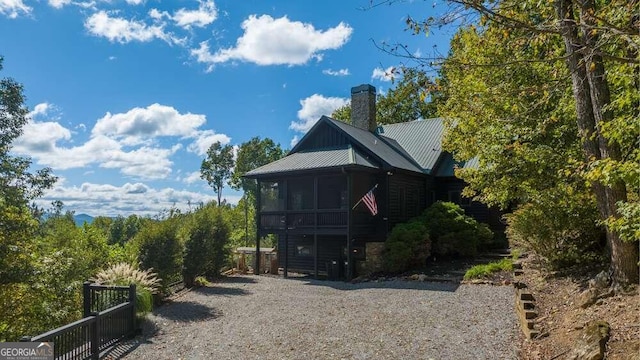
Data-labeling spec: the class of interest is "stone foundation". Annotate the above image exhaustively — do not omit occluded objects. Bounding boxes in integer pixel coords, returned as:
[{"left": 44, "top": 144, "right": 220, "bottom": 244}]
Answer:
[{"left": 357, "top": 242, "right": 385, "bottom": 275}]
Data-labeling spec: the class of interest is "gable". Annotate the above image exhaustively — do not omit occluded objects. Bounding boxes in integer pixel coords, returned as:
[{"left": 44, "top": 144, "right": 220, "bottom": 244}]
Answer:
[
  {"left": 380, "top": 118, "right": 445, "bottom": 172},
  {"left": 293, "top": 120, "right": 349, "bottom": 152}
]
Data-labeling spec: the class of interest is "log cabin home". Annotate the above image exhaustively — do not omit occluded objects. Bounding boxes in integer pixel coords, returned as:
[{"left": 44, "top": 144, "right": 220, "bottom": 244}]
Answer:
[{"left": 244, "top": 84, "right": 502, "bottom": 280}]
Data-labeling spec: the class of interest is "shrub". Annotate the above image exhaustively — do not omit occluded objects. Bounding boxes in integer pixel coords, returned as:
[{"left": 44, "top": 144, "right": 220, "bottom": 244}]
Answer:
[
  {"left": 183, "top": 204, "right": 230, "bottom": 287},
  {"left": 383, "top": 220, "right": 430, "bottom": 273},
  {"left": 133, "top": 219, "right": 184, "bottom": 294},
  {"left": 91, "top": 263, "right": 161, "bottom": 315},
  {"left": 423, "top": 201, "right": 493, "bottom": 257},
  {"left": 464, "top": 258, "right": 513, "bottom": 280},
  {"left": 506, "top": 192, "right": 605, "bottom": 269}
]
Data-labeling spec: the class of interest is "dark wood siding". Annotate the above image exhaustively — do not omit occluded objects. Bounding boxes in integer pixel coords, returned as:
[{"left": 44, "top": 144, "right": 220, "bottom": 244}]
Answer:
[
  {"left": 295, "top": 122, "right": 349, "bottom": 151},
  {"left": 435, "top": 177, "right": 505, "bottom": 234},
  {"left": 277, "top": 234, "right": 344, "bottom": 274},
  {"left": 388, "top": 173, "right": 427, "bottom": 230}
]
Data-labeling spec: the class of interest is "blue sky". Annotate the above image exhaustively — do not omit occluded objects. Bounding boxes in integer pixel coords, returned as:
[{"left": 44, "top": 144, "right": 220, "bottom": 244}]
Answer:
[{"left": 1, "top": 0, "right": 453, "bottom": 217}]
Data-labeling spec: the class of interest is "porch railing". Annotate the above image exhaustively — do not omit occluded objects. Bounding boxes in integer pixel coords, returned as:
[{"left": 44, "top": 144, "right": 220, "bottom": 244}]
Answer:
[
  {"left": 21, "top": 283, "right": 136, "bottom": 360},
  {"left": 260, "top": 210, "right": 348, "bottom": 230}
]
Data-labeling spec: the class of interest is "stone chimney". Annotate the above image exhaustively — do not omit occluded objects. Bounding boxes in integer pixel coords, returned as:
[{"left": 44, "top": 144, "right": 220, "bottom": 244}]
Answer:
[{"left": 350, "top": 84, "right": 377, "bottom": 132}]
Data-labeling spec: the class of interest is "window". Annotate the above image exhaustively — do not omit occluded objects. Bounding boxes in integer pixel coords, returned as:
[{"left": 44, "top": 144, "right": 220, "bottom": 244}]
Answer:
[
  {"left": 318, "top": 176, "right": 347, "bottom": 209},
  {"left": 260, "top": 181, "right": 284, "bottom": 211},
  {"left": 296, "top": 244, "right": 313, "bottom": 257},
  {"left": 288, "top": 178, "right": 314, "bottom": 210}
]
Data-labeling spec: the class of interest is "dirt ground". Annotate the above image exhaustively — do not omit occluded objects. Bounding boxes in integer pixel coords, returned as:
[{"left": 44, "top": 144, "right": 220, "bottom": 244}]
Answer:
[{"left": 517, "top": 256, "right": 640, "bottom": 359}]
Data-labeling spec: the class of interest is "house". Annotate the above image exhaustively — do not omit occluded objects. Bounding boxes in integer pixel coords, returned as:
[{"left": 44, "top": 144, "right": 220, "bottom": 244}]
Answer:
[{"left": 244, "top": 84, "right": 502, "bottom": 280}]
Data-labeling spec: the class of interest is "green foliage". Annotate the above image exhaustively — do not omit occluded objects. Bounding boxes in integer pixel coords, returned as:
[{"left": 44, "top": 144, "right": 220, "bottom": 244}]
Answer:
[
  {"left": 331, "top": 68, "right": 444, "bottom": 124},
  {"left": 383, "top": 220, "right": 430, "bottom": 273},
  {"left": 193, "top": 276, "right": 212, "bottom": 287},
  {"left": 423, "top": 202, "right": 493, "bottom": 257},
  {"left": 107, "top": 214, "right": 144, "bottom": 245},
  {"left": 0, "top": 56, "right": 57, "bottom": 285},
  {"left": 200, "top": 141, "right": 234, "bottom": 205},
  {"left": 464, "top": 259, "right": 513, "bottom": 280},
  {"left": 506, "top": 190, "right": 605, "bottom": 269},
  {"left": 230, "top": 137, "right": 285, "bottom": 199},
  {"left": 91, "top": 262, "right": 161, "bottom": 315},
  {"left": 183, "top": 203, "right": 230, "bottom": 286},
  {"left": 133, "top": 218, "right": 184, "bottom": 294}
]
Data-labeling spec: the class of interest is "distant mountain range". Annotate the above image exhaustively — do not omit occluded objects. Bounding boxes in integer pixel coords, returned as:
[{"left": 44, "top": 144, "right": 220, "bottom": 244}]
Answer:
[{"left": 73, "top": 214, "right": 95, "bottom": 226}]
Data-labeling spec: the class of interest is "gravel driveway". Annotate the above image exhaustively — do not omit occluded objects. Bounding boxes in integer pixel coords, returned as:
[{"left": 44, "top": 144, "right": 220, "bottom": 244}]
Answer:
[{"left": 119, "top": 275, "right": 518, "bottom": 360}]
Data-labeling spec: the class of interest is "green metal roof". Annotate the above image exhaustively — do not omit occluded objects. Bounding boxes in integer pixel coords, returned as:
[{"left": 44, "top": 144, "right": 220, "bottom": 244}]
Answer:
[
  {"left": 380, "top": 118, "right": 445, "bottom": 173},
  {"left": 244, "top": 146, "right": 379, "bottom": 177},
  {"left": 245, "top": 116, "right": 479, "bottom": 179},
  {"left": 326, "top": 117, "right": 424, "bottom": 173},
  {"left": 434, "top": 152, "right": 479, "bottom": 177}
]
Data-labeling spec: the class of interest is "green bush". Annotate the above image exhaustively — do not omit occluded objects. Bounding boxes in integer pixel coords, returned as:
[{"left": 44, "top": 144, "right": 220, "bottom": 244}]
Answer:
[
  {"left": 506, "top": 192, "right": 605, "bottom": 269},
  {"left": 464, "top": 259, "right": 513, "bottom": 280},
  {"left": 383, "top": 220, "right": 430, "bottom": 273},
  {"left": 183, "top": 204, "right": 230, "bottom": 286},
  {"left": 133, "top": 219, "right": 184, "bottom": 294},
  {"left": 423, "top": 201, "right": 493, "bottom": 257},
  {"left": 91, "top": 262, "right": 161, "bottom": 315}
]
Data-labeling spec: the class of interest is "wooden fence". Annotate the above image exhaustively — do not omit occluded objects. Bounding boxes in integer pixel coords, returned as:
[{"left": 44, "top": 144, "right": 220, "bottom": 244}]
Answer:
[{"left": 21, "top": 282, "right": 137, "bottom": 360}]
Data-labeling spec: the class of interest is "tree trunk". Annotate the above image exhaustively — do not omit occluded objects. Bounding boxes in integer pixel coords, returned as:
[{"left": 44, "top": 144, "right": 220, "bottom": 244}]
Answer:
[{"left": 555, "top": 0, "right": 639, "bottom": 284}]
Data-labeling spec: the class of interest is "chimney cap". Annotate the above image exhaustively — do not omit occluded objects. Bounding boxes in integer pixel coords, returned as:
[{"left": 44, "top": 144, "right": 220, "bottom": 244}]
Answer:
[{"left": 351, "top": 84, "right": 376, "bottom": 95}]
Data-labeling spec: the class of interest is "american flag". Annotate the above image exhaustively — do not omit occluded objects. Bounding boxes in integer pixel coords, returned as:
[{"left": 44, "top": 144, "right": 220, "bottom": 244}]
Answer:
[{"left": 360, "top": 186, "right": 378, "bottom": 216}]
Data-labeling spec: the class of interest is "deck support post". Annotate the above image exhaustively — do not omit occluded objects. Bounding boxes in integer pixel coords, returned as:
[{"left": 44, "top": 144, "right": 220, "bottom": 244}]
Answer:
[
  {"left": 255, "top": 179, "right": 261, "bottom": 275},
  {"left": 346, "top": 172, "right": 353, "bottom": 281}
]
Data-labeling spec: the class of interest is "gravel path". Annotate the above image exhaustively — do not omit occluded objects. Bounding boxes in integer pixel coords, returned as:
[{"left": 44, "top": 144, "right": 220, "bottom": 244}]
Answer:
[{"left": 120, "top": 275, "right": 519, "bottom": 360}]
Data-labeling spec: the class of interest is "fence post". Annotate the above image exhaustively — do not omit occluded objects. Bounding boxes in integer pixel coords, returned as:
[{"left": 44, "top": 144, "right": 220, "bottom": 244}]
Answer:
[
  {"left": 90, "top": 313, "right": 99, "bottom": 360},
  {"left": 129, "top": 284, "right": 137, "bottom": 333},
  {"left": 83, "top": 281, "right": 92, "bottom": 318}
]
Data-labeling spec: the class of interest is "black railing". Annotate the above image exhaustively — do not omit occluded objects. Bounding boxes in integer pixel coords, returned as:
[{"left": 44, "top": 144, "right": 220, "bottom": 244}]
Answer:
[
  {"left": 260, "top": 210, "right": 348, "bottom": 230},
  {"left": 84, "top": 283, "right": 132, "bottom": 316},
  {"left": 22, "top": 283, "right": 137, "bottom": 360}
]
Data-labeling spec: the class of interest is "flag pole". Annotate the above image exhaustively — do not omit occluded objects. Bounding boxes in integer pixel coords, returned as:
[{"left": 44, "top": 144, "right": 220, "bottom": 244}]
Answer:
[{"left": 352, "top": 183, "right": 378, "bottom": 210}]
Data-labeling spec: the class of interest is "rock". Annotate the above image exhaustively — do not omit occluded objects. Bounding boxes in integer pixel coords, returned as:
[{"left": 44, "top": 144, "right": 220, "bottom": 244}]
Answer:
[
  {"left": 578, "top": 288, "right": 599, "bottom": 309},
  {"left": 417, "top": 274, "right": 427, "bottom": 282},
  {"left": 567, "top": 320, "right": 610, "bottom": 360},
  {"left": 410, "top": 274, "right": 419, "bottom": 281},
  {"left": 588, "top": 271, "right": 610, "bottom": 290}
]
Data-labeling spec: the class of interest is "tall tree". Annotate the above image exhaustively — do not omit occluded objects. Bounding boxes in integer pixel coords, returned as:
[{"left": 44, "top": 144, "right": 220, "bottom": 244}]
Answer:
[
  {"left": 0, "top": 56, "right": 56, "bottom": 284},
  {"left": 200, "top": 141, "right": 234, "bottom": 205},
  {"left": 331, "top": 68, "right": 445, "bottom": 124},
  {"left": 230, "top": 137, "right": 285, "bottom": 199},
  {"left": 383, "top": 0, "right": 638, "bottom": 284}
]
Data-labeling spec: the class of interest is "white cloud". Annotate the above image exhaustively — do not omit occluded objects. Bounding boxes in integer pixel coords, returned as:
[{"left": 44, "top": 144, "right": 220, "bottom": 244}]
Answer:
[
  {"left": 15, "top": 119, "right": 72, "bottom": 153},
  {"left": 37, "top": 181, "right": 218, "bottom": 217},
  {"left": 48, "top": 0, "right": 71, "bottom": 9},
  {"left": 289, "top": 94, "right": 348, "bottom": 133},
  {"left": 322, "top": 68, "right": 350, "bottom": 77},
  {"left": 125, "top": 0, "right": 145, "bottom": 5},
  {"left": 191, "top": 15, "right": 352, "bottom": 68},
  {"left": 28, "top": 102, "right": 54, "bottom": 119},
  {"left": 0, "top": 0, "right": 31, "bottom": 18},
  {"left": 85, "top": 10, "right": 180, "bottom": 44},
  {"left": 92, "top": 103, "right": 206, "bottom": 145},
  {"left": 187, "top": 129, "right": 231, "bottom": 156},
  {"left": 371, "top": 66, "right": 396, "bottom": 82},
  {"left": 172, "top": 0, "right": 217, "bottom": 29},
  {"left": 182, "top": 171, "right": 203, "bottom": 184},
  {"left": 148, "top": 8, "right": 167, "bottom": 20},
  {"left": 14, "top": 103, "right": 231, "bottom": 180},
  {"left": 290, "top": 135, "right": 299, "bottom": 148}
]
